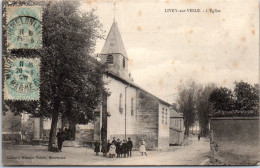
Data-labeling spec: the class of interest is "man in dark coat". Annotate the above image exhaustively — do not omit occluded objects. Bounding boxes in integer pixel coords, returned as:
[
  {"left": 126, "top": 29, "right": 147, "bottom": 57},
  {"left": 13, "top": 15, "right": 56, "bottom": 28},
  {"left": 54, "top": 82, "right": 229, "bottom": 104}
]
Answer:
[
  {"left": 56, "top": 129, "right": 65, "bottom": 152},
  {"left": 116, "top": 139, "right": 120, "bottom": 158},
  {"left": 123, "top": 140, "right": 129, "bottom": 157},
  {"left": 94, "top": 140, "right": 100, "bottom": 155},
  {"left": 127, "top": 137, "right": 133, "bottom": 157},
  {"left": 112, "top": 137, "right": 116, "bottom": 144}
]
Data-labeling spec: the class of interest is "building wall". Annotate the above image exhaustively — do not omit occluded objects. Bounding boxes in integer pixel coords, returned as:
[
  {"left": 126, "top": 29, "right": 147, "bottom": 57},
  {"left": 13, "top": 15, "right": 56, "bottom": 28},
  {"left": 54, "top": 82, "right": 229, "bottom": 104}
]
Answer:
[
  {"left": 158, "top": 103, "right": 170, "bottom": 149},
  {"left": 104, "top": 75, "right": 137, "bottom": 141},
  {"left": 101, "top": 53, "right": 129, "bottom": 80},
  {"left": 136, "top": 90, "right": 159, "bottom": 149},
  {"left": 169, "top": 118, "right": 184, "bottom": 145},
  {"left": 75, "top": 123, "right": 94, "bottom": 143},
  {"left": 210, "top": 117, "right": 259, "bottom": 165}
]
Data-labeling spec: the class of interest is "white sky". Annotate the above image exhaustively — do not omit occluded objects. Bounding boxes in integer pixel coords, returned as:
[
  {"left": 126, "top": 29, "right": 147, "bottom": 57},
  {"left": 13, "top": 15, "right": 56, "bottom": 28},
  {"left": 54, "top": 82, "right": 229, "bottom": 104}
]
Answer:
[{"left": 81, "top": 0, "right": 259, "bottom": 103}]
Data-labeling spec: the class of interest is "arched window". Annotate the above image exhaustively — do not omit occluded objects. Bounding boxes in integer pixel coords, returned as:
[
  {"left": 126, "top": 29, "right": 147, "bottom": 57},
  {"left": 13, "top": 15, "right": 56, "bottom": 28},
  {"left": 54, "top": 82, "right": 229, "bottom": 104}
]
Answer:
[
  {"left": 123, "top": 58, "right": 125, "bottom": 68},
  {"left": 162, "top": 108, "right": 164, "bottom": 124},
  {"left": 131, "top": 98, "right": 134, "bottom": 116},
  {"left": 107, "top": 55, "right": 113, "bottom": 64},
  {"left": 119, "top": 93, "right": 123, "bottom": 113}
]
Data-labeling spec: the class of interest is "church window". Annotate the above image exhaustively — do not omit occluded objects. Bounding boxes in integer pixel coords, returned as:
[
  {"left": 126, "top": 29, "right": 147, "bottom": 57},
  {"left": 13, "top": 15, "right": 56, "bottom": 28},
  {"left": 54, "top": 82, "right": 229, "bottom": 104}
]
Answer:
[
  {"left": 123, "top": 58, "right": 125, "bottom": 68},
  {"left": 131, "top": 98, "right": 134, "bottom": 116},
  {"left": 107, "top": 55, "right": 113, "bottom": 64},
  {"left": 162, "top": 108, "right": 164, "bottom": 124},
  {"left": 119, "top": 93, "right": 123, "bottom": 113}
]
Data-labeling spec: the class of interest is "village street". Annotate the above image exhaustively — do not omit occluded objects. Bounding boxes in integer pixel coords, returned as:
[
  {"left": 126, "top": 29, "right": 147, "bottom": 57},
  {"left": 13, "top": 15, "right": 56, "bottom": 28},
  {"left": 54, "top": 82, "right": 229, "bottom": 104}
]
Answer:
[{"left": 2, "top": 137, "right": 210, "bottom": 166}]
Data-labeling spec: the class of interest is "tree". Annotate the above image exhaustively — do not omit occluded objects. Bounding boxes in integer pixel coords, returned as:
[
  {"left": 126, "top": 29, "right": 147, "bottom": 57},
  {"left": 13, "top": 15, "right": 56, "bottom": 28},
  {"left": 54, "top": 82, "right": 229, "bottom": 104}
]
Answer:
[
  {"left": 2, "top": 0, "right": 107, "bottom": 150},
  {"left": 234, "top": 81, "right": 259, "bottom": 111},
  {"left": 196, "top": 84, "right": 215, "bottom": 137},
  {"left": 209, "top": 87, "right": 234, "bottom": 111},
  {"left": 177, "top": 81, "right": 197, "bottom": 136}
]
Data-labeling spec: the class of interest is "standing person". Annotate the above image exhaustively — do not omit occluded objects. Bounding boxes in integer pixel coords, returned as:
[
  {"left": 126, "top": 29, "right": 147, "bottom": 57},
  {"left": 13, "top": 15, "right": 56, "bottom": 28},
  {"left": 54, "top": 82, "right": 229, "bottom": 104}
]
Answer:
[
  {"left": 127, "top": 137, "right": 133, "bottom": 157},
  {"left": 94, "top": 140, "right": 100, "bottom": 156},
  {"left": 108, "top": 142, "right": 116, "bottom": 158},
  {"left": 140, "top": 139, "right": 147, "bottom": 156},
  {"left": 198, "top": 134, "right": 201, "bottom": 141},
  {"left": 116, "top": 139, "right": 120, "bottom": 158},
  {"left": 56, "top": 129, "right": 65, "bottom": 152},
  {"left": 122, "top": 140, "right": 127, "bottom": 158},
  {"left": 101, "top": 138, "right": 108, "bottom": 156},
  {"left": 112, "top": 137, "right": 116, "bottom": 144},
  {"left": 119, "top": 141, "right": 123, "bottom": 158},
  {"left": 107, "top": 139, "right": 111, "bottom": 153}
]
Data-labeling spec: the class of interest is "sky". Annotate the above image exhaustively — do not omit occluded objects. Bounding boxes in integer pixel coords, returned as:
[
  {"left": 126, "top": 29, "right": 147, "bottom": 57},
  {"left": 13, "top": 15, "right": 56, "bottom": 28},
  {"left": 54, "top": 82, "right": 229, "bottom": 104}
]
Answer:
[{"left": 81, "top": 0, "right": 259, "bottom": 103}]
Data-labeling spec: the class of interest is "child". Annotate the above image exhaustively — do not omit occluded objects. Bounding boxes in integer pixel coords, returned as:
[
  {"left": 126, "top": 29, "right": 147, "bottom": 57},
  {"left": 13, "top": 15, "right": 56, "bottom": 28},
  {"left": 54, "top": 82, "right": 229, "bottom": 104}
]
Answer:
[
  {"left": 108, "top": 142, "right": 116, "bottom": 158},
  {"left": 140, "top": 139, "right": 147, "bottom": 156},
  {"left": 94, "top": 140, "right": 100, "bottom": 156}
]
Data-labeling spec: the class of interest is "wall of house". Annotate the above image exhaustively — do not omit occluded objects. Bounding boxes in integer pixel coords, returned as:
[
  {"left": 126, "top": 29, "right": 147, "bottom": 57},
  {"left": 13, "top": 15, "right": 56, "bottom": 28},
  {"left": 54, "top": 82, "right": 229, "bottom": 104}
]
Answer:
[
  {"left": 158, "top": 103, "right": 170, "bottom": 149},
  {"left": 136, "top": 90, "right": 159, "bottom": 149},
  {"left": 210, "top": 117, "right": 259, "bottom": 165},
  {"left": 169, "top": 118, "right": 184, "bottom": 145},
  {"left": 104, "top": 75, "right": 137, "bottom": 142}
]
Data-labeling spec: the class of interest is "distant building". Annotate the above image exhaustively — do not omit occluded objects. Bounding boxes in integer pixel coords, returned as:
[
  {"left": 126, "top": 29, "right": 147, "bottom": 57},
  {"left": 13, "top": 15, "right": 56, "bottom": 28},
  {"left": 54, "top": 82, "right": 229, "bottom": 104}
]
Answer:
[{"left": 169, "top": 109, "right": 184, "bottom": 145}]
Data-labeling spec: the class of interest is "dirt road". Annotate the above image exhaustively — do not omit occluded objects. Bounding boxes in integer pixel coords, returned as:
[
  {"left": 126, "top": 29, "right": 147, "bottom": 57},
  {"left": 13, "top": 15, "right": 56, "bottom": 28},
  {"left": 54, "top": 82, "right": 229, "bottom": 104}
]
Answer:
[{"left": 2, "top": 137, "right": 210, "bottom": 166}]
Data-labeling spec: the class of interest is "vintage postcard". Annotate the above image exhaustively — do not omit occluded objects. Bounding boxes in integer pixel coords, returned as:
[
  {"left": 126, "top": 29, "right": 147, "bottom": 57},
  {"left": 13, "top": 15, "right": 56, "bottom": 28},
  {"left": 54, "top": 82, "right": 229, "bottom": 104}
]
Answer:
[{"left": 1, "top": 0, "right": 259, "bottom": 166}]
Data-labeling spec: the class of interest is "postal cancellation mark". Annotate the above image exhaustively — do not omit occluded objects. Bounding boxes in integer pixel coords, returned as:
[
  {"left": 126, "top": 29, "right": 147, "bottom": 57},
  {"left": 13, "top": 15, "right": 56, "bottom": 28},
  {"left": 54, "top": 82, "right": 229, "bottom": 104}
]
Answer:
[
  {"left": 4, "top": 58, "right": 40, "bottom": 100},
  {"left": 6, "top": 6, "right": 42, "bottom": 49}
]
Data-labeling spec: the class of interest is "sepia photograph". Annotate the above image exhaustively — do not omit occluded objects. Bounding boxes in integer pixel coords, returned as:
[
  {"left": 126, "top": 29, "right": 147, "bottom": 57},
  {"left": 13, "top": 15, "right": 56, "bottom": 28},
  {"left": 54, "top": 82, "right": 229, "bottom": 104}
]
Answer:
[{"left": 1, "top": 0, "right": 259, "bottom": 166}]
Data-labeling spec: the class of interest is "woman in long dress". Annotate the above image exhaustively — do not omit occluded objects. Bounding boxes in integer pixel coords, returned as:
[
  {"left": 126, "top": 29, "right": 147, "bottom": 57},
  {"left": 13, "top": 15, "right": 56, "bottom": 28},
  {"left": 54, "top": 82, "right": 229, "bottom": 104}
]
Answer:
[
  {"left": 108, "top": 143, "right": 116, "bottom": 158},
  {"left": 139, "top": 139, "right": 147, "bottom": 156}
]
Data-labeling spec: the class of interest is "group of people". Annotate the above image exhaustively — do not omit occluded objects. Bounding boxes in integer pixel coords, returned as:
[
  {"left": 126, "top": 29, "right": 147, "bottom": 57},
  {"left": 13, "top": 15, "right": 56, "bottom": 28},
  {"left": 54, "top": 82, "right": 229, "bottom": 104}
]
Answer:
[
  {"left": 94, "top": 137, "right": 148, "bottom": 157},
  {"left": 94, "top": 137, "right": 133, "bottom": 158}
]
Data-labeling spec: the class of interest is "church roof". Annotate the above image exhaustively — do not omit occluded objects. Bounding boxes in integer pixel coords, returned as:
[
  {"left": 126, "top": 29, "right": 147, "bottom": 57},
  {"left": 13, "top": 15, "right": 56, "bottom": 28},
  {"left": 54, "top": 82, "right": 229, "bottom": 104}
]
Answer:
[
  {"left": 106, "top": 70, "right": 172, "bottom": 107},
  {"left": 101, "top": 21, "right": 127, "bottom": 57}
]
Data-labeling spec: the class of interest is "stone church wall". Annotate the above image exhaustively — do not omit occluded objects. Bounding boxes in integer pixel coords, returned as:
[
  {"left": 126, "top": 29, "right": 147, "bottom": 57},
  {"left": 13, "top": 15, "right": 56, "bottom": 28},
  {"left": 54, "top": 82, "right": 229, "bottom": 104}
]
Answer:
[
  {"left": 105, "top": 75, "right": 138, "bottom": 142},
  {"left": 136, "top": 90, "right": 159, "bottom": 150}
]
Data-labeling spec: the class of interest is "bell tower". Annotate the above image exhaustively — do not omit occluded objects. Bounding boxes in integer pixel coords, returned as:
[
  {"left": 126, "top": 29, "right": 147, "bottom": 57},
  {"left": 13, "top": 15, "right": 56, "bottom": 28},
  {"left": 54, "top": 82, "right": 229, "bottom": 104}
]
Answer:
[{"left": 100, "top": 21, "right": 129, "bottom": 80}]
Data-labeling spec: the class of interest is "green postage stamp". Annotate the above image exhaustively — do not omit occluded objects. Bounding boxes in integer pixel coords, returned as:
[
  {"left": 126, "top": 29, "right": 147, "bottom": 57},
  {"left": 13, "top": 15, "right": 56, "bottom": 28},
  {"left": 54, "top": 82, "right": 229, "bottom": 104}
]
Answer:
[
  {"left": 6, "top": 6, "right": 42, "bottom": 49},
  {"left": 4, "top": 58, "right": 40, "bottom": 100}
]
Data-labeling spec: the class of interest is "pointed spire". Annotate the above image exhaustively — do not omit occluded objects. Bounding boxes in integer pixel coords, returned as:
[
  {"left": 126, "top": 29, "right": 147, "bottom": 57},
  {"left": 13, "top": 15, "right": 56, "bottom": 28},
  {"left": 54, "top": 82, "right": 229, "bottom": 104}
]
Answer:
[{"left": 101, "top": 22, "right": 127, "bottom": 58}]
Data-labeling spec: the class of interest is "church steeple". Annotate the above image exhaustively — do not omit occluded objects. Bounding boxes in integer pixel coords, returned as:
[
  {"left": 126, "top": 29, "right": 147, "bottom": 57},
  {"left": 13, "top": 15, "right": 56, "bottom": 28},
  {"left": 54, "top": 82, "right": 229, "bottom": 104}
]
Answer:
[{"left": 100, "top": 21, "right": 129, "bottom": 79}]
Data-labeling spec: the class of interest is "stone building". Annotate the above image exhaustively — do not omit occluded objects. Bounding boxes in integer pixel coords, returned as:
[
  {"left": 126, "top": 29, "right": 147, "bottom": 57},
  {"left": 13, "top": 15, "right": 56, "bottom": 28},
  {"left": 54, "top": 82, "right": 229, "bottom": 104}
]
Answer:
[
  {"left": 169, "top": 109, "right": 184, "bottom": 145},
  {"left": 2, "top": 21, "right": 173, "bottom": 150}
]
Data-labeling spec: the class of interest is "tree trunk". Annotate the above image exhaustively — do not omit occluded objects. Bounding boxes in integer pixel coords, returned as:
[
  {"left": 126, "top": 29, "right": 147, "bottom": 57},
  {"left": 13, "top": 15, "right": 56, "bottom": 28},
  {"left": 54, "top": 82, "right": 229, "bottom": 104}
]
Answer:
[
  {"left": 185, "top": 125, "right": 189, "bottom": 137},
  {"left": 48, "top": 112, "right": 59, "bottom": 150}
]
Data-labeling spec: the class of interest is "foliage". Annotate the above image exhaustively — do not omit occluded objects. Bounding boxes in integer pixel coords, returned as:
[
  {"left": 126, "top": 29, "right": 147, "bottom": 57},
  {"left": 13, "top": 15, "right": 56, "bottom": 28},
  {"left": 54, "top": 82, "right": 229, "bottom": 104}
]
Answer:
[
  {"left": 234, "top": 81, "right": 259, "bottom": 111},
  {"left": 196, "top": 84, "right": 215, "bottom": 136},
  {"left": 2, "top": 0, "right": 106, "bottom": 150},
  {"left": 177, "top": 81, "right": 197, "bottom": 136},
  {"left": 209, "top": 81, "right": 259, "bottom": 114},
  {"left": 209, "top": 87, "right": 234, "bottom": 111}
]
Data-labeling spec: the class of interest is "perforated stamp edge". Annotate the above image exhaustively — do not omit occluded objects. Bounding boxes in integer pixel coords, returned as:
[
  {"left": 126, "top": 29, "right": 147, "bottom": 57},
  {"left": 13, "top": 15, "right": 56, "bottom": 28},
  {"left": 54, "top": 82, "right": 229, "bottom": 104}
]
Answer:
[
  {"left": 5, "top": 5, "right": 43, "bottom": 50},
  {"left": 3, "top": 57, "right": 41, "bottom": 101}
]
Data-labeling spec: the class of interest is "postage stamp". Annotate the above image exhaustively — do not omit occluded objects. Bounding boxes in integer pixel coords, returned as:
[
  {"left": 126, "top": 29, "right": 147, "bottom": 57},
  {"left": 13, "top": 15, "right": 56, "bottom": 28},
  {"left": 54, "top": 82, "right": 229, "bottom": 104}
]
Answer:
[
  {"left": 4, "top": 57, "right": 40, "bottom": 100},
  {"left": 6, "top": 6, "right": 42, "bottom": 49}
]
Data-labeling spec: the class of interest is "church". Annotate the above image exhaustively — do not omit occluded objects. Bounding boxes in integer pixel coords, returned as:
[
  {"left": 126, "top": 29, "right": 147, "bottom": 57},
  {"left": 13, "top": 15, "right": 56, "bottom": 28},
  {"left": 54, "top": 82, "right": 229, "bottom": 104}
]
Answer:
[
  {"left": 76, "top": 21, "right": 173, "bottom": 149},
  {"left": 2, "top": 21, "right": 174, "bottom": 150}
]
